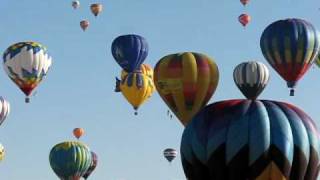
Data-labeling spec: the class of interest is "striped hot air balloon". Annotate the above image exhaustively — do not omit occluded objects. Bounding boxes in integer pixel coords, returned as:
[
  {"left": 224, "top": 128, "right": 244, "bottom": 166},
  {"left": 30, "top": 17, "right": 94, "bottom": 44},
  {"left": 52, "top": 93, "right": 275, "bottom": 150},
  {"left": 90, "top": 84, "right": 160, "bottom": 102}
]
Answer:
[
  {"left": 0, "top": 97, "right": 10, "bottom": 126},
  {"left": 154, "top": 52, "right": 219, "bottom": 126},
  {"left": 260, "top": 18, "right": 320, "bottom": 96},
  {"left": 233, "top": 61, "right": 269, "bottom": 100},
  {"left": 49, "top": 141, "right": 92, "bottom": 180},
  {"left": 163, "top": 148, "right": 178, "bottom": 163},
  {"left": 181, "top": 99, "right": 320, "bottom": 180}
]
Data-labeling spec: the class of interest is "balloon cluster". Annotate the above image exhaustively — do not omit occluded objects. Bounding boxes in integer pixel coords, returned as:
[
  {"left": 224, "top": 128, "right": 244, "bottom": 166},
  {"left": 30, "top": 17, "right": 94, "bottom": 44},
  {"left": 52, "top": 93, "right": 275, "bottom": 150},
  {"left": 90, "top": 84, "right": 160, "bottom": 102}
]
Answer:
[
  {"left": 72, "top": 1, "right": 103, "bottom": 31},
  {"left": 111, "top": 34, "right": 155, "bottom": 115},
  {"left": 49, "top": 129, "right": 98, "bottom": 180}
]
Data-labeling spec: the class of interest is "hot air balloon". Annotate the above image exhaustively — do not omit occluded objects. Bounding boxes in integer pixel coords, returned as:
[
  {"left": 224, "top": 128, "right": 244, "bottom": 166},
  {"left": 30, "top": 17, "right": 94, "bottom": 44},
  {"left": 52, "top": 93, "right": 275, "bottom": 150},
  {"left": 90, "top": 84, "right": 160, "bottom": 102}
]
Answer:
[
  {"left": 83, "top": 151, "right": 98, "bottom": 179},
  {"left": 238, "top": 13, "right": 251, "bottom": 27},
  {"left": 315, "top": 54, "right": 320, "bottom": 68},
  {"left": 73, "top": 128, "right": 84, "bottom": 139},
  {"left": 111, "top": 34, "right": 149, "bottom": 72},
  {"left": 260, "top": 18, "right": 320, "bottom": 96},
  {"left": 90, "top": 3, "right": 103, "bottom": 17},
  {"left": 0, "top": 144, "right": 4, "bottom": 162},
  {"left": 49, "top": 141, "right": 92, "bottom": 180},
  {"left": 72, "top": 1, "right": 80, "bottom": 9},
  {"left": 164, "top": 148, "right": 177, "bottom": 163},
  {"left": 233, "top": 61, "right": 269, "bottom": 100},
  {"left": 240, "top": 0, "right": 249, "bottom": 6},
  {"left": 181, "top": 99, "right": 320, "bottom": 180},
  {"left": 154, "top": 52, "right": 219, "bottom": 126},
  {"left": 0, "top": 97, "right": 10, "bottom": 126},
  {"left": 80, "top": 20, "right": 89, "bottom": 31},
  {"left": 3, "top": 42, "right": 52, "bottom": 103},
  {"left": 119, "top": 72, "right": 154, "bottom": 115}
]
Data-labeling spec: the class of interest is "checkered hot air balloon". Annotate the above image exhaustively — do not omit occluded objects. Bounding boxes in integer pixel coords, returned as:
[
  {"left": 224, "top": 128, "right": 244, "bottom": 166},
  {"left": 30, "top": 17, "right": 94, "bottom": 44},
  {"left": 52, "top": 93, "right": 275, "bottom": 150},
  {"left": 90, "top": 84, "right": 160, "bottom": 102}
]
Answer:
[{"left": 181, "top": 99, "right": 320, "bottom": 180}]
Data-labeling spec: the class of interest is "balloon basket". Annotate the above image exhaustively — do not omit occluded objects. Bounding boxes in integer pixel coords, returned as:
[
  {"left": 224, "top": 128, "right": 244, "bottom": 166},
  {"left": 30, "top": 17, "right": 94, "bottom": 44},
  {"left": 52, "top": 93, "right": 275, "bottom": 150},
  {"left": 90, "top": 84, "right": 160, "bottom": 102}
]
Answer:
[
  {"left": 290, "top": 89, "right": 295, "bottom": 96},
  {"left": 25, "top": 97, "right": 30, "bottom": 103}
]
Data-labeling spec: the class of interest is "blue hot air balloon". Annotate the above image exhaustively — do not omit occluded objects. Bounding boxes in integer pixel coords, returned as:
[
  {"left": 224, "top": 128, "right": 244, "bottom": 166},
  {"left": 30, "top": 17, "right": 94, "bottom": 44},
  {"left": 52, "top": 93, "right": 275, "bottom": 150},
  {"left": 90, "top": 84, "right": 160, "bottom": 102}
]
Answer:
[
  {"left": 181, "top": 99, "right": 320, "bottom": 180},
  {"left": 111, "top": 34, "right": 149, "bottom": 72}
]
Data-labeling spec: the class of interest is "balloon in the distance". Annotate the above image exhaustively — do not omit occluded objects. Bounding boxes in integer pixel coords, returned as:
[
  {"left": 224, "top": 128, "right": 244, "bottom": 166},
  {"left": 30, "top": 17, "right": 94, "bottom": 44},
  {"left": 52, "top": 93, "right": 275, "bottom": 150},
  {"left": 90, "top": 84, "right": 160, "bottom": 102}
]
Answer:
[
  {"left": 181, "top": 99, "right": 320, "bottom": 180},
  {"left": 238, "top": 13, "right": 251, "bottom": 27},
  {"left": 73, "top": 128, "right": 85, "bottom": 139},
  {"left": 154, "top": 52, "right": 219, "bottom": 126},
  {"left": 315, "top": 53, "right": 320, "bottom": 68},
  {"left": 111, "top": 34, "right": 149, "bottom": 72},
  {"left": 163, "top": 148, "right": 177, "bottom": 163},
  {"left": 0, "top": 97, "right": 10, "bottom": 127},
  {"left": 240, "top": 0, "right": 249, "bottom": 6},
  {"left": 83, "top": 151, "right": 98, "bottom": 179},
  {"left": 119, "top": 72, "right": 154, "bottom": 115},
  {"left": 0, "top": 144, "right": 4, "bottom": 162},
  {"left": 49, "top": 141, "right": 92, "bottom": 180},
  {"left": 260, "top": 18, "right": 320, "bottom": 96},
  {"left": 233, "top": 61, "right": 269, "bottom": 100},
  {"left": 3, "top": 42, "right": 52, "bottom": 103},
  {"left": 90, "top": 3, "right": 103, "bottom": 17},
  {"left": 80, "top": 20, "right": 89, "bottom": 31},
  {"left": 72, "top": 1, "right": 80, "bottom": 9}
]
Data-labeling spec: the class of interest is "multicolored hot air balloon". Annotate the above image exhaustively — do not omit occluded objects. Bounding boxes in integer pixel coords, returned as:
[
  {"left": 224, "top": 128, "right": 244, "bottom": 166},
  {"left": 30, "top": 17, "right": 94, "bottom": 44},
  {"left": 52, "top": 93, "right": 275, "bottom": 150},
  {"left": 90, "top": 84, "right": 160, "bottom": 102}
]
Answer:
[
  {"left": 240, "top": 0, "right": 249, "bottom": 6},
  {"left": 83, "top": 151, "right": 98, "bottom": 179},
  {"left": 260, "top": 18, "right": 320, "bottom": 96},
  {"left": 233, "top": 61, "right": 269, "bottom": 100},
  {"left": 0, "top": 97, "right": 10, "bottom": 126},
  {"left": 73, "top": 128, "right": 84, "bottom": 139},
  {"left": 72, "top": 1, "right": 80, "bottom": 9},
  {"left": 315, "top": 54, "right": 320, "bottom": 68},
  {"left": 181, "top": 99, "right": 320, "bottom": 180},
  {"left": 3, "top": 42, "right": 52, "bottom": 103},
  {"left": 80, "top": 20, "right": 89, "bottom": 31},
  {"left": 164, "top": 148, "right": 177, "bottom": 163},
  {"left": 154, "top": 52, "right": 219, "bottom": 126},
  {"left": 238, "top": 13, "right": 251, "bottom": 27},
  {"left": 49, "top": 141, "right": 92, "bottom": 180},
  {"left": 111, "top": 34, "right": 149, "bottom": 73},
  {"left": 90, "top": 3, "right": 103, "bottom": 17},
  {"left": 119, "top": 72, "right": 154, "bottom": 115},
  {"left": 0, "top": 144, "right": 4, "bottom": 162}
]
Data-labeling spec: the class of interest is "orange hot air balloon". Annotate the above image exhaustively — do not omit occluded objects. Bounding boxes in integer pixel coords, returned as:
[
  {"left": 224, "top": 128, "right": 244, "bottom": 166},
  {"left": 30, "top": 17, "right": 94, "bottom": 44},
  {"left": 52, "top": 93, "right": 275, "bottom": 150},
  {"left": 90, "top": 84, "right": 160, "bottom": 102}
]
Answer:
[
  {"left": 73, "top": 128, "right": 84, "bottom": 139},
  {"left": 90, "top": 3, "right": 103, "bottom": 17},
  {"left": 154, "top": 52, "right": 219, "bottom": 126},
  {"left": 240, "top": 0, "right": 250, "bottom": 6},
  {"left": 238, "top": 13, "right": 251, "bottom": 27},
  {"left": 80, "top": 20, "right": 89, "bottom": 31}
]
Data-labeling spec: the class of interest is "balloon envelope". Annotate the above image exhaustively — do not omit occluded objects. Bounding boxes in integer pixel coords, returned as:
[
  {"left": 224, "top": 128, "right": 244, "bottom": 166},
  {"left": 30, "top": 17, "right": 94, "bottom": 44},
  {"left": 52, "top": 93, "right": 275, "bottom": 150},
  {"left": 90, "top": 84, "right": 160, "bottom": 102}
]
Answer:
[
  {"left": 90, "top": 3, "right": 103, "bottom": 17},
  {"left": 73, "top": 128, "right": 84, "bottom": 139},
  {"left": 260, "top": 18, "right": 320, "bottom": 96},
  {"left": 83, "top": 151, "right": 98, "bottom": 179},
  {"left": 154, "top": 52, "right": 219, "bottom": 126},
  {"left": 0, "top": 144, "right": 4, "bottom": 162},
  {"left": 72, "top": 1, "right": 80, "bottom": 9},
  {"left": 181, "top": 99, "right": 320, "bottom": 180},
  {"left": 0, "top": 97, "right": 10, "bottom": 126},
  {"left": 111, "top": 34, "right": 149, "bottom": 72},
  {"left": 233, "top": 61, "right": 269, "bottom": 100},
  {"left": 49, "top": 141, "right": 92, "bottom": 180},
  {"left": 164, "top": 148, "right": 177, "bottom": 162},
  {"left": 238, "top": 13, "right": 251, "bottom": 27},
  {"left": 3, "top": 42, "right": 52, "bottom": 102},
  {"left": 80, "top": 20, "right": 89, "bottom": 31}
]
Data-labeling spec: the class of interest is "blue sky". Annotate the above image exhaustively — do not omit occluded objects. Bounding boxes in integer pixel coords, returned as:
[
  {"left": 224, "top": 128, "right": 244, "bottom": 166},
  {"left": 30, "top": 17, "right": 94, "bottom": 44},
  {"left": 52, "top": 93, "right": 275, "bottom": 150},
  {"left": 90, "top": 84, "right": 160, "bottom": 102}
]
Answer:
[{"left": 0, "top": 0, "right": 320, "bottom": 179}]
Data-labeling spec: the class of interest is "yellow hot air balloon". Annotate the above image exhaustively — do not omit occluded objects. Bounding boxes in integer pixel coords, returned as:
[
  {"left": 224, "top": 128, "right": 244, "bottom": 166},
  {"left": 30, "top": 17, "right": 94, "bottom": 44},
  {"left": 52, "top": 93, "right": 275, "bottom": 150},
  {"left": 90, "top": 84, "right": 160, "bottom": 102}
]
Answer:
[
  {"left": 121, "top": 64, "right": 153, "bottom": 80},
  {"left": 0, "top": 144, "right": 4, "bottom": 162},
  {"left": 119, "top": 72, "right": 154, "bottom": 115},
  {"left": 154, "top": 52, "right": 219, "bottom": 126},
  {"left": 90, "top": 3, "right": 103, "bottom": 17}
]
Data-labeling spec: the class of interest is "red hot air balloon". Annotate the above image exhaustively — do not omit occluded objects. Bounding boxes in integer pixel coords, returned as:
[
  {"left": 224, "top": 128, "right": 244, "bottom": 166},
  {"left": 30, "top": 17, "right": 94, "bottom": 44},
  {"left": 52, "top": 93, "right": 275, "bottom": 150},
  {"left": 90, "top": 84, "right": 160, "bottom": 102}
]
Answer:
[{"left": 238, "top": 13, "right": 251, "bottom": 27}]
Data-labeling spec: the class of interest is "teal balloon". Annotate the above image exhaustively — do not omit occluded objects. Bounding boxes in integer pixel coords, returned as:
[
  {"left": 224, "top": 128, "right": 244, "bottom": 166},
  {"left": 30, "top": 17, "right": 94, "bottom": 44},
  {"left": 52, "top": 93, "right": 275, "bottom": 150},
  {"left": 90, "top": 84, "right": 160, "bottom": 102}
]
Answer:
[{"left": 49, "top": 141, "right": 92, "bottom": 180}]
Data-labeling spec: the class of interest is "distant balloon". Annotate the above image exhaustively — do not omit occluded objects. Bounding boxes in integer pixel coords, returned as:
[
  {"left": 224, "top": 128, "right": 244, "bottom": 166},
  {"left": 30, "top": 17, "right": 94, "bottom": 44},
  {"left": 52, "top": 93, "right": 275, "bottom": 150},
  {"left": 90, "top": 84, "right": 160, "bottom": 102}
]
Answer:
[
  {"left": 90, "top": 3, "right": 103, "bottom": 17},
  {"left": 73, "top": 128, "right": 84, "bottom": 139},
  {"left": 111, "top": 34, "right": 149, "bottom": 72},
  {"left": 49, "top": 141, "right": 92, "bottom": 180},
  {"left": 233, "top": 61, "right": 269, "bottom": 100},
  {"left": 80, "top": 20, "right": 89, "bottom": 31},
  {"left": 164, "top": 148, "right": 177, "bottom": 163},
  {"left": 3, "top": 42, "right": 52, "bottom": 103},
  {"left": 238, "top": 13, "right": 251, "bottom": 27},
  {"left": 72, "top": 1, "right": 80, "bottom": 9},
  {"left": 240, "top": 0, "right": 249, "bottom": 6},
  {"left": 119, "top": 72, "right": 154, "bottom": 115},
  {"left": 260, "top": 18, "right": 320, "bottom": 96},
  {"left": 83, "top": 151, "right": 98, "bottom": 179},
  {"left": 154, "top": 52, "right": 219, "bottom": 126},
  {"left": 315, "top": 54, "right": 320, "bottom": 68},
  {"left": 181, "top": 99, "right": 320, "bottom": 180},
  {"left": 0, "top": 144, "right": 4, "bottom": 162},
  {"left": 0, "top": 97, "right": 10, "bottom": 127}
]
